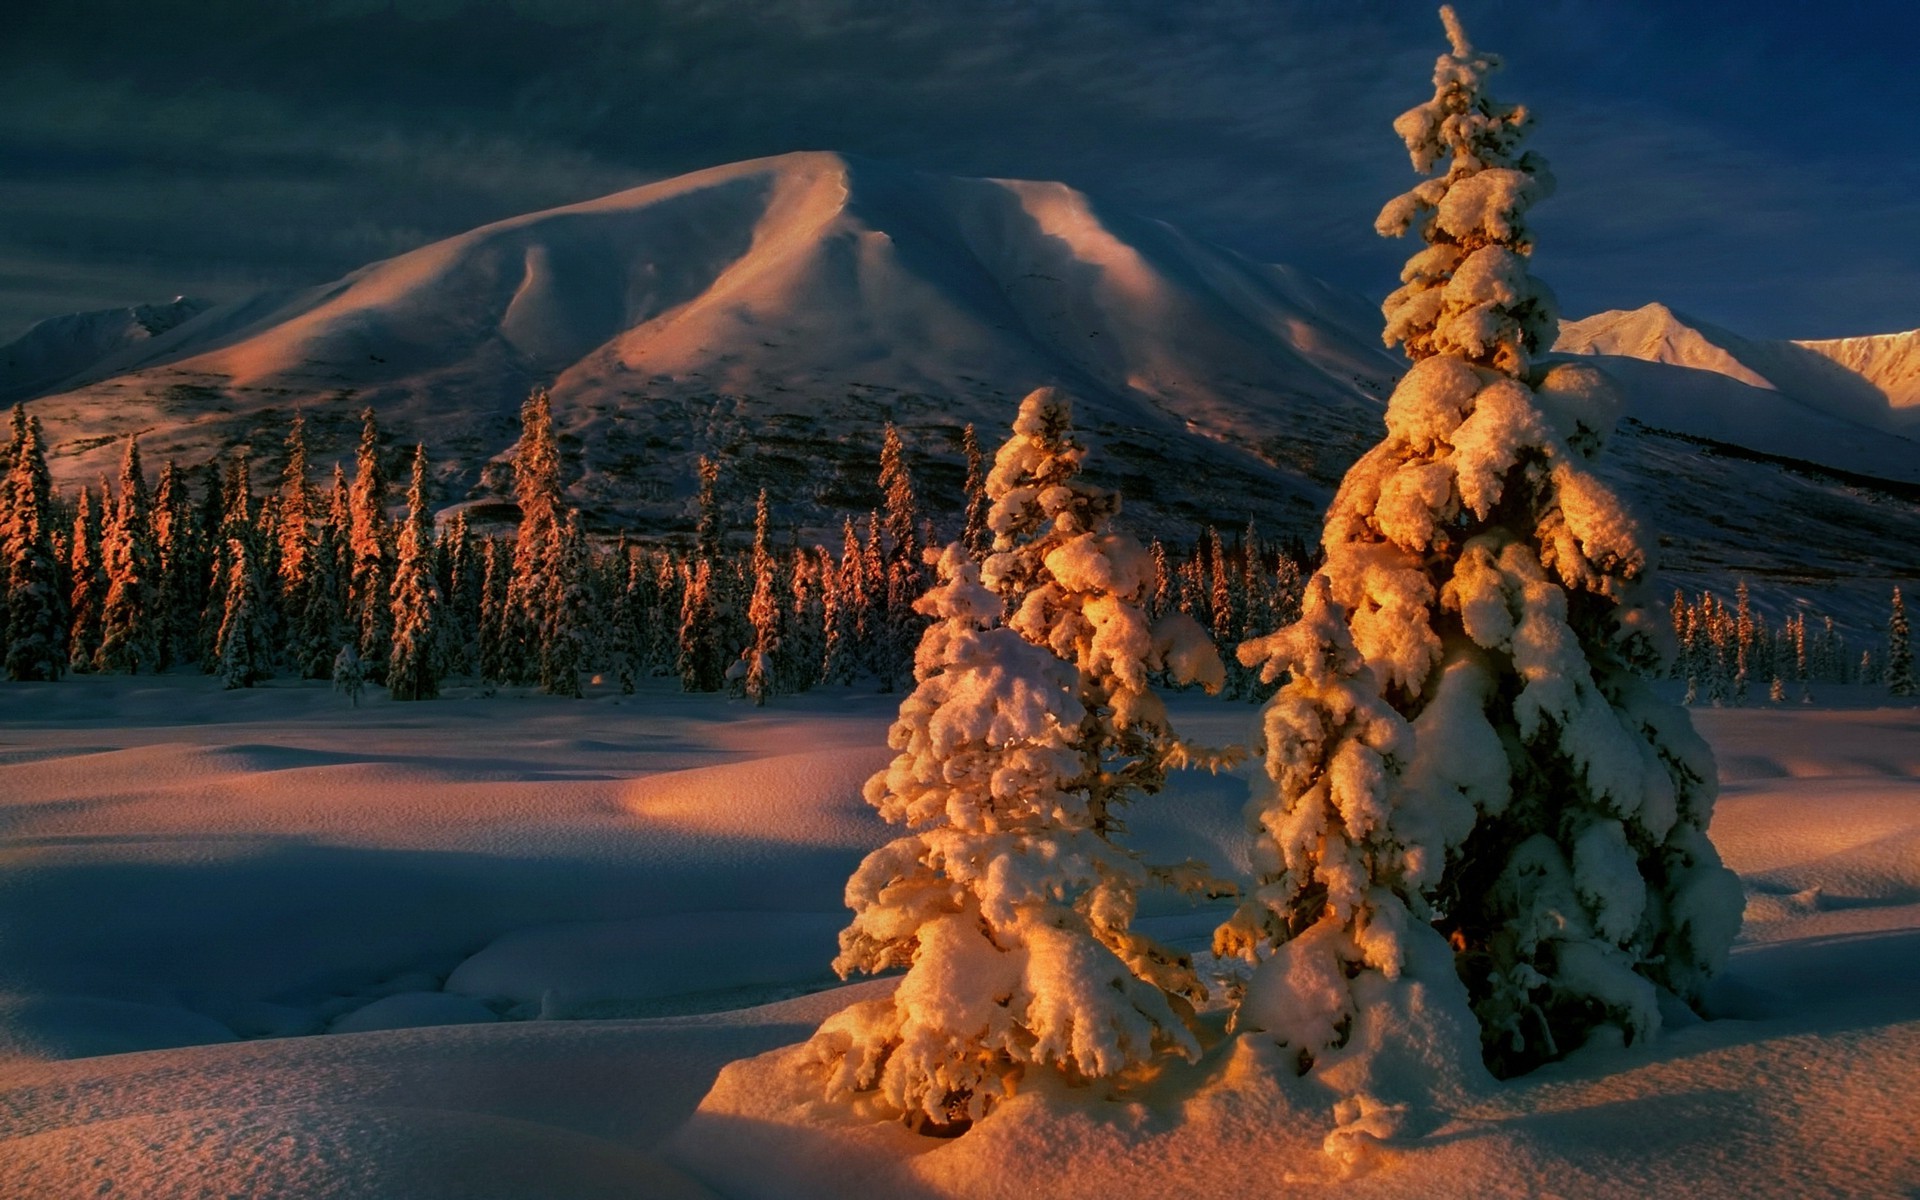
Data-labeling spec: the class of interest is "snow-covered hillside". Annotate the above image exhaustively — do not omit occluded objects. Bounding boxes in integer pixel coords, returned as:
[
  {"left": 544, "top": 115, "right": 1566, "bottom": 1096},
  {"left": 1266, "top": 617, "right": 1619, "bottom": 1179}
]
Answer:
[
  {"left": 1557, "top": 303, "right": 1920, "bottom": 463},
  {"left": 9, "top": 155, "right": 1919, "bottom": 605},
  {"left": 0, "top": 677, "right": 1914, "bottom": 1198},
  {"left": 17, "top": 152, "right": 1395, "bottom": 535},
  {"left": 0, "top": 297, "right": 212, "bottom": 405},
  {"left": 1797, "top": 328, "right": 1920, "bottom": 411}
]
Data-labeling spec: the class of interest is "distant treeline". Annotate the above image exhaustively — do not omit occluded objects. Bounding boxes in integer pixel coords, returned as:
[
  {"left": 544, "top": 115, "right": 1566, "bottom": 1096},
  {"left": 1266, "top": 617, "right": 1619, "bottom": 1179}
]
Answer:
[
  {"left": 0, "top": 397, "right": 1311, "bottom": 700},
  {"left": 1668, "top": 580, "right": 1913, "bottom": 704}
]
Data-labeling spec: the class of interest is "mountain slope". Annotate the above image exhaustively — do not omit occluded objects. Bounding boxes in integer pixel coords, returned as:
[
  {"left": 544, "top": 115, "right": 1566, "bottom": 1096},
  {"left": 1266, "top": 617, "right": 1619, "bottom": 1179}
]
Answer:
[
  {"left": 23, "top": 152, "right": 1395, "bottom": 533},
  {"left": 13, "top": 154, "right": 1919, "bottom": 612},
  {"left": 0, "top": 297, "right": 213, "bottom": 404},
  {"left": 1557, "top": 304, "right": 1920, "bottom": 457},
  {"left": 1796, "top": 328, "right": 1920, "bottom": 412}
]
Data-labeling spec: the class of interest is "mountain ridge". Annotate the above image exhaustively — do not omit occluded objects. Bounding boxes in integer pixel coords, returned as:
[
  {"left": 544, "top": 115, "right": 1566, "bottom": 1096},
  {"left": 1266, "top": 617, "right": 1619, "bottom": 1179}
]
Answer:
[{"left": 6, "top": 153, "right": 1918, "bottom": 619}]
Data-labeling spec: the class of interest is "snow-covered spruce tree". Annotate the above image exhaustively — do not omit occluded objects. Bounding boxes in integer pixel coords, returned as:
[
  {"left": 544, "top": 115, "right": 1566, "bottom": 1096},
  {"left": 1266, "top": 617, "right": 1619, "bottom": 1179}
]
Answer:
[
  {"left": 1733, "top": 580, "right": 1754, "bottom": 706},
  {"left": 821, "top": 517, "right": 863, "bottom": 685},
  {"left": 677, "top": 555, "right": 726, "bottom": 692},
  {"left": 507, "top": 391, "right": 563, "bottom": 686},
  {"left": 67, "top": 485, "right": 106, "bottom": 671},
  {"left": 4, "top": 411, "right": 64, "bottom": 681},
  {"left": 332, "top": 643, "right": 367, "bottom": 707},
  {"left": 200, "top": 458, "right": 259, "bottom": 672},
  {"left": 152, "top": 460, "right": 197, "bottom": 671},
  {"left": 276, "top": 415, "right": 316, "bottom": 627},
  {"left": 214, "top": 535, "right": 271, "bottom": 689},
  {"left": 644, "top": 550, "right": 680, "bottom": 678},
  {"left": 97, "top": 437, "right": 161, "bottom": 674},
  {"left": 438, "top": 509, "right": 479, "bottom": 678},
  {"left": 980, "top": 388, "right": 1229, "bottom": 836},
  {"left": 387, "top": 445, "right": 443, "bottom": 702},
  {"left": 1216, "top": 573, "right": 1430, "bottom": 1076},
  {"left": 808, "top": 545, "right": 1190, "bottom": 1133},
  {"left": 960, "top": 422, "right": 990, "bottom": 559},
  {"left": 809, "top": 391, "right": 1229, "bottom": 1133},
  {"left": 1789, "top": 612, "right": 1811, "bottom": 703},
  {"left": 293, "top": 464, "right": 351, "bottom": 680},
  {"left": 1889, "top": 586, "right": 1913, "bottom": 698},
  {"left": 692, "top": 454, "right": 723, "bottom": 562},
  {"left": 782, "top": 542, "right": 827, "bottom": 694},
  {"left": 477, "top": 536, "right": 510, "bottom": 685},
  {"left": 538, "top": 509, "right": 588, "bottom": 698},
  {"left": 744, "top": 489, "right": 780, "bottom": 706},
  {"left": 858, "top": 511, "right": 887, "bottom": 680},
  {"left": 610, "top": 539, "right": 641, "bottom": 694},
  {"left": 1228, "top": 7, "right": 1742, "bottom": 1082},
  {"left": 348, "top": 409, "right": 393, "bottom": 680},
  {"left": 878, "top": 423, "right": 926, "bottom": 691}
]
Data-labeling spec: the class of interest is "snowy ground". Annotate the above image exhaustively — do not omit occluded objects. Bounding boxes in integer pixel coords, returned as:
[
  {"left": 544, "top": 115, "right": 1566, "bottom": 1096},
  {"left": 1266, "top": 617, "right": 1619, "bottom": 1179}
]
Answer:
[{"left": 0, "top": 676, "right": 1914, "bottom": 1198}]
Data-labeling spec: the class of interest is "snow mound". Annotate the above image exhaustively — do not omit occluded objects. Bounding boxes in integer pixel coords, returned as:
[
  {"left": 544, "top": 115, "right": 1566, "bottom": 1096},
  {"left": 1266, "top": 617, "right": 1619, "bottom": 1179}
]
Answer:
[
  {"left": 0, "top": 993, "right": 237, "bottom": 1062},
  {"left": 2, "top": 1104, "right": 719, "bottom": 1200},
  {"left": 0, "top": 682, "right": 1915, "bottom": 1197},
  {"left": 618, "top": 746, "right": 893, "bottom": 847},
  {"left": 445, "top": 912, "right": 849, "bottom": 1017},
  {"left": 328, "top": 992, "right": 500, "bottom": 1034}
]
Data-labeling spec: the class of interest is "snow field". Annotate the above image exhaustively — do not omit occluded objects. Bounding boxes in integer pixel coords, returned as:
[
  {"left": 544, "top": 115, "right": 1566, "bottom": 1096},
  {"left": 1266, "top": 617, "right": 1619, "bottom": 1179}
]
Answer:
[{"left": 0, "top": 675, "right": 1914, "bottom": 1197}]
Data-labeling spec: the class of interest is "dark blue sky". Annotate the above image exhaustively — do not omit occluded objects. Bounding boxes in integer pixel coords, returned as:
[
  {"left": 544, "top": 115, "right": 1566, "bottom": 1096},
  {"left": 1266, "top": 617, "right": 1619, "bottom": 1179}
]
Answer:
[{"left": 3, "top": 0, "right": 1915, "bottom": 343}]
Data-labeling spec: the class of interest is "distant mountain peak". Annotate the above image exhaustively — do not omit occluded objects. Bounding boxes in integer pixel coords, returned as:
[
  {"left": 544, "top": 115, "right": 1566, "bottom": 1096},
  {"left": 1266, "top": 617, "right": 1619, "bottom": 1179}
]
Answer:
[
  {"left": 0, "top": 296, "right": 214, "bottom": 404},
  {"left": 13, "top": 152, "right": 1398, "bottom": 535},
  {"left": 1558, "top": 301, "right": 1920, "bottom": 429}
]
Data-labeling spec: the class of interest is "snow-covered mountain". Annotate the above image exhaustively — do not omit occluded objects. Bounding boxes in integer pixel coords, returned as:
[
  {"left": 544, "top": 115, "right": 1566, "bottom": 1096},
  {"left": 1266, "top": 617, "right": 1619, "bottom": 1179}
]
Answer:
[
  {"left": 1556, "top": 303, "right": 1920, "bottom": 477},
  {"left": 16, "top": 151, "right": 1395, "bottom": 534},
  {"left": 12, "top": 153, "right": 1920, "bottom": 602},
  {"left": 0, "top": 297, "right": 213, "bottom": 405},
  {"left": 1797, "top": 328, "right": 1920, "bottom": 412}
]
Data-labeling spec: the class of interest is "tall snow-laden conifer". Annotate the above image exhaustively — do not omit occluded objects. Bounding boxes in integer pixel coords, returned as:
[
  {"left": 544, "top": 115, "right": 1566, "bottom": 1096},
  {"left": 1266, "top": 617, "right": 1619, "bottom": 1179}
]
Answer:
[
  {"left": 744, "top": 489, "right": 780, "bottom": 705},
  {"left": 440, "top": 510, "right": 479, "bottom": 677},
  {"left": 539, "top": 509, "right": 588, "bottom": 698},
  {"left": 812, "top": 392, "right": 1230, "bottom": 1133},
  {"left": 980, "top": 389, "right": 1228, "bottom": 837},
  {"left": 610, "top": 538, "right": 641, "bottom": 694},
  {"left": 508, "top": 390, "right": 563, "bottom": 685},
  {"left": 277, "top": 415, "right": 316, "bottom": 621},
  {"left": 348, "top": 409, "right": 392, "bottom": 679},
  {"left": 97, "top": 437, "right": 160, "bottom": 674},
  {"left": 0, "top": 407, "right": 17, "bottom": 642},
  {"left": 693, "top": 455, "right": 722, "bottom": 562},
  {"left": 1228, "top": 7, "right": 1741, "bottom": 1087},
  {"left": 215, "top": 535, "right": 271, "bottom": 688},
  {"left": 1733, "top": 580, "right": 1754, "bottom": 706},
  {"left": 649, "top": 550, "right": 682, "bottom": 677},
  {"left": 822, "top": 517, "right": 863, "bottom": 685},
  {"left": 478, "top": 536, "right": 510, "bottom": 685},
  {"left": 878, "top": 423, "right": 925, "bottom": 689},
  {"left": 387, "top": 445, "right": 443, "bottom": 701},
  {"left": 782, "top": 543, "right": 827, "bottom": 694},
  {"left": 809, "top": 546, "right": 1185, "bottom": 1132},
  {"left": 4, "top": 411, "right": 64, "bottom": 681},
  {"left": 67, "top": 485, "right": 106, "bottom": 671},
  {"left": 151, "top": 461, "right": 195, "bottom": 669},
  {"left": 960, "top": 422, "right": 989, "bottom": 558},
  {"left": 677, "top": 556, "right": 720, "bottom": 692},
  {"left": 295, "top": 464, "right": 351, "bottom": 679},
  {"left": 1889, "top": 586, "right": 1913, "bottom": 698}
]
